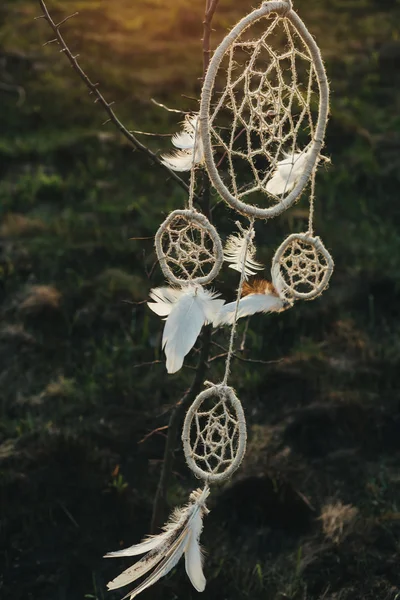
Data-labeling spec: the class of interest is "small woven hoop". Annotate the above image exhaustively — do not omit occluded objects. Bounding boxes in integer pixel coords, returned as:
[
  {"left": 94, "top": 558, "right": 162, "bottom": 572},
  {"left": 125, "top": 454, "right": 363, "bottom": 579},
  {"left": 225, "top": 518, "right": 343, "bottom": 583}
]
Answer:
[
  {"left": 155, "top": 209, "right": 223, "bottom": 286},
  {"left": 199, "top": 1, "right": 329, "bottom": 219},
  {"left": 182, "top": 384, "right": 247, "bottom": 484},
  {"left": 272, "top": 232, "right": 334, "bottom": 300}
]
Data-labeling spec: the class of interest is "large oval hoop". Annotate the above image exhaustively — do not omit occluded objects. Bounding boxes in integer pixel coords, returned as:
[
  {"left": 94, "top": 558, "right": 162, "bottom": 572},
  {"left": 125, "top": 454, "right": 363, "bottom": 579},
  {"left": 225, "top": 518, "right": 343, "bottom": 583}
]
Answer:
[{"left": 199, "top": 1, "right": 330, "bottom": 219}]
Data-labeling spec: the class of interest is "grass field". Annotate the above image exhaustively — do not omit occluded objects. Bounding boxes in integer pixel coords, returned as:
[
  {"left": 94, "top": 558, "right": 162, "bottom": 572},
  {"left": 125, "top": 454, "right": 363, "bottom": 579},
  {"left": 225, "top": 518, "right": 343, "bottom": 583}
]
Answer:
[{"left": 1, "top": 1, "right": 400, "bottom": 599}]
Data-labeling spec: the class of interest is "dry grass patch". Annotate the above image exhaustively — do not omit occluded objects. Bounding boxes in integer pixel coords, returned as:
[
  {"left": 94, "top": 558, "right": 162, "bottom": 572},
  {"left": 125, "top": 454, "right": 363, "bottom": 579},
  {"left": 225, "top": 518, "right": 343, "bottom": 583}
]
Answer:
[
  {"left": 320, "top": 501, "right": 359, "bottom": 544},
  {"left": 19, "top": 285, "right": 62, "bottom": 316},
  {"left": 0, "top": 213, "right": 46, "bottom": 237}
]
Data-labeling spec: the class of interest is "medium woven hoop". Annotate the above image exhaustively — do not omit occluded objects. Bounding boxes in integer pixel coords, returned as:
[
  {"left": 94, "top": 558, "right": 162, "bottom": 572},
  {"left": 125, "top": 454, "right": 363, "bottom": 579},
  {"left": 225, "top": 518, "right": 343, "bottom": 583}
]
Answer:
[
  {"left": 272, "top": 232, "right": 334, "bottom": 300},
  {"left": 199, "top": 1, "right": 329, "bottom": 219},
  {"left": 182, "top": 384, "right": 247, "bottom": 483},
  {"left": 155, "top": 209, "right": 223, "bottom": 286}
]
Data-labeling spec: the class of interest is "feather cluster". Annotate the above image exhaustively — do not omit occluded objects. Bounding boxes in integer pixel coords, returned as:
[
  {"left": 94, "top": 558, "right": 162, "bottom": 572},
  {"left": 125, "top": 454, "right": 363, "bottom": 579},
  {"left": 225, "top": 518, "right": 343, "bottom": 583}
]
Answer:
[
  {"left": 223, "top": 229, "right": 264, "bottom": 279},
  {"left": 161, "top": 114, "right": 204, "bottom": 172},
  {"left": 148, "top": 284, "right": 224, "bottom": 373},
  {"left": 105, "top": 487, "right": 210, "bottom": 599},
  {"left": 266, "top": 148, "right": 312, "bottom": 196},
  {"left": 213, "top": 266, "right": 292, "bottom": 326}
]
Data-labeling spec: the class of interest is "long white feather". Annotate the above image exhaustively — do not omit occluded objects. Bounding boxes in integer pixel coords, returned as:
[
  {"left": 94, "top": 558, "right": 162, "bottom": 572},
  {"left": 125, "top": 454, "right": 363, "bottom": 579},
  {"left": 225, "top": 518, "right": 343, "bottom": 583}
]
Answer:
[
  {"left": 213, "top": 293, "right": 285, "bottom": 326},
  {"left": 161, "top": 114, "right": 204, "bottom": 172},
  {"left": 224, "top": 231, "right": 263, "bottom": 279},
  {"left": 266, "top": 148, "right": 312, "bottom": 196},
  {"left": 162, "top": 291, "right": 205, "bottom": 373},
  {"left": 121, "top": 532, "right": 188, "bottom": 599},
  {"left": 105, "top": 536, "right": 167, "bottom": 559},
  {"left": 184, "top": 510, "right": 206, "bottom": 592},
  {"left": 105, "top": 488, "right": 209, "bottom": 599},
  {"left": 148, "top": 285, "right": 223, "bottom": 373}
]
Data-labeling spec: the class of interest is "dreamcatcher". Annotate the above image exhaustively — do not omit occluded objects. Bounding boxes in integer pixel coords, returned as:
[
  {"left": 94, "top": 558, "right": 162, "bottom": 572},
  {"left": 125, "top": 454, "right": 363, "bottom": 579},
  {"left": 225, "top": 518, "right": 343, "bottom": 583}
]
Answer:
[{"left": 106, "top": 1, "right": 334, "bottom": 597}]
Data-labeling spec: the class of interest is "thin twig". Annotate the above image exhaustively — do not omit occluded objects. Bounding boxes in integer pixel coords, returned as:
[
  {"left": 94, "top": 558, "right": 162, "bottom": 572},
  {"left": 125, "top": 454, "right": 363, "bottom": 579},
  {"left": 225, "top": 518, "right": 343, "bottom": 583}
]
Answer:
[
  {"left": 133, "top": 360, "right": 164, "bottom": 370},
  {"left": 240, "top": 317, "right": 250, "bottom": 351},
  {"left": 36, "top": 1, "right": 195, "bottom": 198},
  {"left": 138, "top": 425, "right": 169, "bottom": 444},
  {"left": 57, "top": 500, "right": 79, "bottom": 528},
  {"left": 202, "top": 0, "right": 220, "bottom": 79},
  {"left": 210, "top": 341, "right": 284, "bottom": 366},
  {"left": 150, "top": 98, "right": 188, "bottom": 114}
]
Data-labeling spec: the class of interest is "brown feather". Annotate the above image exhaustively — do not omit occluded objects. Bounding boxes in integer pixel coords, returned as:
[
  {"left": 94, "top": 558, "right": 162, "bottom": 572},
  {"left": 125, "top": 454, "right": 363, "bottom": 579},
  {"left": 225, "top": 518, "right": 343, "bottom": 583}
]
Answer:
[{"left": 241, "top": 278, "right": 278, "bottom": 298}]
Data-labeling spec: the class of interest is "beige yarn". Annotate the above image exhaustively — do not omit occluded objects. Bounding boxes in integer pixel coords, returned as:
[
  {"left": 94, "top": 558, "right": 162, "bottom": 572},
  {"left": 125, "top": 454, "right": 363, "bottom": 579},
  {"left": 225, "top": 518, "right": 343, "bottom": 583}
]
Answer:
[
  {"left": 272, "top": 232, "right": 334, "bottom": 300},
  {"left": 182, "top": 383, "right": 247, "bottom": 483},
  {"left": 199, "top": 0, "right": 329, "bottom": 219},
  {"left": 154, "top": 209, "right": 223, "bottom": 286}
]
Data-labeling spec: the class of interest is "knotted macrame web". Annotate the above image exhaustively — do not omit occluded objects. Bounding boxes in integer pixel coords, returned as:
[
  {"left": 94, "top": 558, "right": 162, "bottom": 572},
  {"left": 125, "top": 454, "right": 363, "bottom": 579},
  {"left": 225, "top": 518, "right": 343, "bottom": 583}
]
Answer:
[
  {"left": 161, "top": 218, "right": 214, "bottom": 278},
  {"left": 273, "top": 233, "right": 334, "bottom": 300},
  {"left": 208, "top": 17, "right": 317, "bottom": 203},
  {"left": 155, "top": 210, "right": 223, "bottom": 286},
  {"left": 182, "top": 384, "right": 246, "bottom": 482}
]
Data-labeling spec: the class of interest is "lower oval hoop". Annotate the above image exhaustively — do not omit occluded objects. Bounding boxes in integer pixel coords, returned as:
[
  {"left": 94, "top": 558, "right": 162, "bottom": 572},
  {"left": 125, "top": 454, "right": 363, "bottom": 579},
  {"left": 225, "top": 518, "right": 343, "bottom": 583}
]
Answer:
[{"left": 182, "top": 385, "right": 247, "bottom": 484}]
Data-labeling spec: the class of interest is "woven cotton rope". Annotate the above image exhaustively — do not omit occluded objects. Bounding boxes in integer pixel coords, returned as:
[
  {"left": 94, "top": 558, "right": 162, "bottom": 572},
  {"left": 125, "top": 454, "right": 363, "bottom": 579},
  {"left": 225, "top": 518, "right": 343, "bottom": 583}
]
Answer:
[
  {"left": 182, "top": 384, "right": 247, "bottom": 483},
  {"left": 272, "top": 232, "right": 334, "bottom": 300},
  {"left": 200, "top": 1, "right": 329, "bottom": 219},
  {"left": 155, "top": 209, "right": 223, "bottom": 286}
]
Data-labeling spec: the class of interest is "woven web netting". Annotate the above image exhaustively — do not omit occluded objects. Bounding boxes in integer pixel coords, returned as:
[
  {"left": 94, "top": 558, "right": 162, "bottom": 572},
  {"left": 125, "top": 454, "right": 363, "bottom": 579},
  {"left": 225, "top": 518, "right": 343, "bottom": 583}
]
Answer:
[
  {"left": 155, "top": 211, "right": 223, "bottom": 284},
  {"left": 182, "top": 386, "right": 246, "bottom": 482},
  {"left": 275, "top": 234, "right": 333, "bottom": 299},
  {"left": 208, "top": 15, "right": 319, "bottom": 206}
]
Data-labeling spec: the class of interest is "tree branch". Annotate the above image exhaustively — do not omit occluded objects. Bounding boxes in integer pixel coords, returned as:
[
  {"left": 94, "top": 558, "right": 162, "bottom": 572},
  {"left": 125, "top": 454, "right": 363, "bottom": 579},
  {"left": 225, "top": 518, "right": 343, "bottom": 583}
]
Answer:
[
  {"left": 36, "top": 0, "right": 193, "bottom": 197},
  {"left": 150, "top": 2, "right": 220, "bottom": 532},
  {"left": 150, "top": 325, "right": 211, "bottom": 531},
  {"left": 202, "top": 0, "right": 220, "bottom": 79}
]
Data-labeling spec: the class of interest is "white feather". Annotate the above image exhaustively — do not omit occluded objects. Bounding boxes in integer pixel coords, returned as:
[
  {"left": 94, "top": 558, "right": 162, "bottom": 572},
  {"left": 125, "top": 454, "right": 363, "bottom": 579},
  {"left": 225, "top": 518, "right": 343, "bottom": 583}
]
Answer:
[
  {"left": 161, "top": 114, "right": 204, "bottom": 172},
  {"left": 213, "top": 293, "right": 285, "bottom": 326},
  {"left": 105, "top": 533, "right": 170, "bottom": 560},
  {"left": 266, "top": 148, "right": 312, "bottom": 196},
  {"left": 105, "top": 487, "right": 209, "bottom": 599},
  {"left": 147, "top": 287, "right": 182, "bottom": 317},
  {"left": 184, "top": 510, "right": 206, "bottom": 592},
  {"left": 148, "top": 285, "right": 224, "bottom": 373},
  {"left": 122, "top": 532, "right": 188, "bottom": 599},
  {"left": 162, "top": 291, "right": 205, "bottom": 373},
  {"left": 271, "top": 262, "right": 287, "bottom": 299},
  {"left": 224, "top": 231, "right": 263, "bottom": 279}
]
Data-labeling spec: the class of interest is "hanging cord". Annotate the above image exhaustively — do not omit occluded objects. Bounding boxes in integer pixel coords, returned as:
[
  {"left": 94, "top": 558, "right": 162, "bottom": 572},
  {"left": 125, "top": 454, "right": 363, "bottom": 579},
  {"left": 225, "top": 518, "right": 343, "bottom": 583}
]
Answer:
[
  {"left": 307, "top": 166, "right": 317, "bottom": 236},
  {"left": 187, "top": 116, "right": 201, "bottom": 211},
  {"left": 222, "top": 219, "right": 255, "bottom": 385}
]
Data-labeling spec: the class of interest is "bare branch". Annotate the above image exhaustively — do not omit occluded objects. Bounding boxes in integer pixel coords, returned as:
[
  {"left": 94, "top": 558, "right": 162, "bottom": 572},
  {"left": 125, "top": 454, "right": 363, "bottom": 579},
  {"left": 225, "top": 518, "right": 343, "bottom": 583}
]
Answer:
[
  {"left": 151, "top": 0, "right": 220, "bottom": 533},
  {"left": 150, "top": 98, "right": 188, "bottom": 114},
  {"left": 36, "top": 0, "right": 194, "bottom": 198},
  {"left": 203, "top": 0, "right": 220, "bottom": 77},
  {"left": 133, "top": 360, "right": 164, "bottom": 370},
  {"left": 211, "top": 341, "right": 285, "bottom": 366},
  {"left": 138, "top": 425, "right": 169, "bottom": 444}
]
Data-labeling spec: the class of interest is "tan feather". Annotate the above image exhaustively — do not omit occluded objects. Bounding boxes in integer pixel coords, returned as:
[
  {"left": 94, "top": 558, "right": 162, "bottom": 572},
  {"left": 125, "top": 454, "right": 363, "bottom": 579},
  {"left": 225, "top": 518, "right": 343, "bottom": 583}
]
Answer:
[{"left": 242, "top": 278, "right": 278, "bottom": 298}]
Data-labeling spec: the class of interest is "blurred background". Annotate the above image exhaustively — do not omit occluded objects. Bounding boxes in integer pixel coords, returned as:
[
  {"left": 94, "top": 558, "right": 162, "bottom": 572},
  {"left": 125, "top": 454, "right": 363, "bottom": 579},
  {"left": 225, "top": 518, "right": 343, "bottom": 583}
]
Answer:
[{"left": 1, "top": 0, "right": 400, "bottom": 599}]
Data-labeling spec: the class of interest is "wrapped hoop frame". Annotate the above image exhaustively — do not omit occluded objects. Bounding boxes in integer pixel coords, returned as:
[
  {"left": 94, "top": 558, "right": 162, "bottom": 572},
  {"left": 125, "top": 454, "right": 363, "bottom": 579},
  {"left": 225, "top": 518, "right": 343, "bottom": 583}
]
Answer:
[
  {"left": 199, "top": 1, "right": 329, "bottom": 219},
  {"left": 272, "top": 232, "right": 334, "bottom": 300},
  {"left": 182, "top": 385, "right": 247, "bottom": 483},
  {"left": 155, "top": 209, "right": 223, "bottom": 286}
]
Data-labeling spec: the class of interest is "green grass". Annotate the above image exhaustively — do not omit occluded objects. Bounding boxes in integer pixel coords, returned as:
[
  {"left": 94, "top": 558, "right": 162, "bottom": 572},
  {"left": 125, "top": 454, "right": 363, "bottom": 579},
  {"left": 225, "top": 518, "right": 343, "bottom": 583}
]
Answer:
[{"left": 1, "top": 1, "right": 400, "bottom": 599}]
